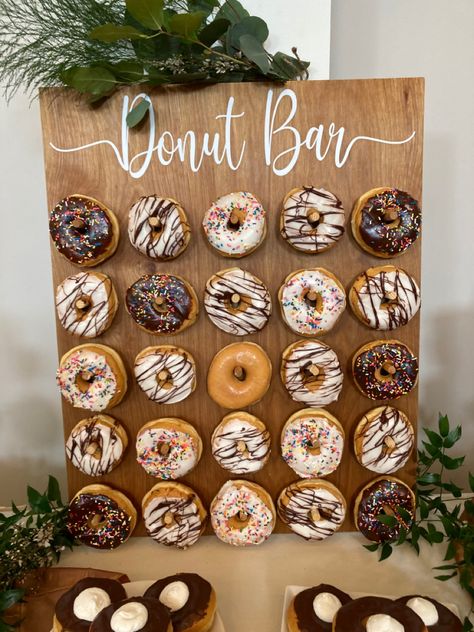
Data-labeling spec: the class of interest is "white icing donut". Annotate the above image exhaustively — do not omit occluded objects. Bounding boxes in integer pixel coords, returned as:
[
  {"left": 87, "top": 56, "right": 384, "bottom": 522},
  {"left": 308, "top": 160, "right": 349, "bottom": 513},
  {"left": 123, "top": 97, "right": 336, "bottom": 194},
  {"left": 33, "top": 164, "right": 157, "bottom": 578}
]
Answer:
[
  {"left": 66, "top": 415, "right": 126, "bottom": 476},
  {"left": 55, "top": 272, "right": 117, "bottom": 338},
  {"left": 281, "top": 339, "right": 343, "bottom": 407},
  {"left": 279, "top": 268, "right": 346, "bottom": 336},
  {"left": 134, "top": 346, "right": 196, "bottom": 404},
  {"left": 204, "top": 268, "right": 271, "bottom": 335},
  {"left": 110, "top": 602, "right": 148, "bottom": 632},
  {"left": 73, "top": 587, "right": 111, "bottom": 621},
  {"left": 211, "top": 413, "right": 271, "bottom": 474},
  {"left": 202, "top": 192, "right": 266, "bottom": 257},
  {"left": 128, "top": 195, "right": 190, "bottom": 260}
]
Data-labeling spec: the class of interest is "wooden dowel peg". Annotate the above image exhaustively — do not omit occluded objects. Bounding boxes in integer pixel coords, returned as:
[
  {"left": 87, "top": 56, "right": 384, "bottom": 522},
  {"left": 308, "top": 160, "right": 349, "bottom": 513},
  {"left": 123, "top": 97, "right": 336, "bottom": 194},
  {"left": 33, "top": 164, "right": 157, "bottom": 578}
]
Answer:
[
  {"left": 233, "top": 366, "right": 245, "bottom": 381},
  {"left": 383, "top": 209, "right": 398, "bottom": 223},
  {"left": 308, "top": 364, "right": 320, "bottom": 377},
  {"left": 80, "top": 370, "right": 94, "bottom": 382},
  {"left": 237, "top": 510, "right": 248, "bottom": 522},
  {"left": 229, "top": 212, "right": 240, "bottom": 226},
  {"left": 90, "top": 514, "right": 104, "bottom": 528},
  {"left": 85, "top": 442, "right": 100, "bottom": 457},
  {"left": 163, "top": 511, "right": 175, "bottom": 527},
  {"left": 384, "top": 291, "right": 397, "bottom": 301},
  {"left": 381, "top": 362, "right": 396, "bottom": 375},
  {"left": 384, "top": 436, "right": 397, "bottom": 453},
  {"left": 307, "top": 208, "right": 321, "bottom": 224},
  {"left": 310, "top": 507, "right": 321, "bottom": 522},
  {"left": 230, "top": 293, "right": 241, "bottom": 307},
  {"left": 148, "top": 216, "right": 162, "bottom": 229},
  {"left": 75, "top": 297, "right": 91, "bottom": 311},
  {"left": 71, "top": 218, "right": 86, "bottom": 230}
]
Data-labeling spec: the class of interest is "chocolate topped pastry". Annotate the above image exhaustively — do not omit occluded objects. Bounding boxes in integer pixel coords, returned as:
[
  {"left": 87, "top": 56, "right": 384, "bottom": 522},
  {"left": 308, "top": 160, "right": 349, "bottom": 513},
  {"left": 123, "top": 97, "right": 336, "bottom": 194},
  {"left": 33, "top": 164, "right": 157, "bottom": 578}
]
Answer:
[
  {"left": 396, "top": 595, "right": 462, "bottom": 631},
  {"left": 90, "top": 597, "right": 172, "bottom": 632},
  {"left": 333, "top": 596, "right": 426, "bottom": 632},
  {"left": 287, "top": 584, "right": 352, "bottom": 632}
]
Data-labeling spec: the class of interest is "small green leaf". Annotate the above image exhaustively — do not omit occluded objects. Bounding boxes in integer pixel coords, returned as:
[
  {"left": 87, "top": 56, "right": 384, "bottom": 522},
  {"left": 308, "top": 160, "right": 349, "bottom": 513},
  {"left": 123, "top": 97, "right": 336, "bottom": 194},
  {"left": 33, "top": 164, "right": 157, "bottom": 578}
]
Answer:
[
  {"left": 238, "top": 34, "right": 269, "bottom": 73},
  {"left": 89, "top": 23, "right": 146, "bottom": 42},
  {"left": 438, "top": 414, "right": 450, "bottom": 437},
  {"left": 216, "top": 0, "right": 250, "bottom": 24},
  {"left": 363, "top": 543, "right": 380, "bottom": 552},
  {"left": 419, "top": 498, "right": 430, "bottom": 520},
  {"left": 111, "top": 61, "right": 144, "bottom": 82},
  {"left": 465, "top": 499, "right": 474, "bottom": 515},
  {"left": 188, "top": 0, "right": 220, "bottom": 17},
  {"left": 47, "top": 476, "right": 62, "bottom": 504},
  {"left": 126, "top": 0, "right": 164, "bottom": 30},
  {"left": 227, "top": 15, "right": 269, "bottom": 52},
  {"left": 396, "top": 527, "right": 407, "bottom": 545},
  {"left": 0, "top": 589, "right": 24, "bottom": 612},
  {"left": 462, "top": 617, "right": 473, "bottom": 632},
  {"left": 62, "top": 67, "right": 117, "bottom": 97},
  {"left": 443, "top": 426, "right": 462, "bottom": 448},
  {"left": 126, "top": 99, "right": 150, "bottom": 128},
  {"left": 434, "top": 572, "right": 457, "bottom": 581},
  {"left": 439, "top": 454, "right": 465, "bottom": 470},
  {"left": 376, "top": 513, "right": 398, "bottom": 527},
  {"left": 424, "top": 428, "right": 443, "bottom": 447},
  {"left": 396, "top": 506, "right": 413, "bottom": 524},
  {"left": 198, "top": 18, "right": 230, "bottom": 46},
  {"left": 418, "top": 472, "right": 442, "bottom": 486},
  {"left": 167, "top": 11, "right": 205, "bottom": 38},
  {"left": 380, "top": 542, "right": 393, "bottom": 561},
  {"left": 270, "top": 51, "right": 310, "bottom": 80}
]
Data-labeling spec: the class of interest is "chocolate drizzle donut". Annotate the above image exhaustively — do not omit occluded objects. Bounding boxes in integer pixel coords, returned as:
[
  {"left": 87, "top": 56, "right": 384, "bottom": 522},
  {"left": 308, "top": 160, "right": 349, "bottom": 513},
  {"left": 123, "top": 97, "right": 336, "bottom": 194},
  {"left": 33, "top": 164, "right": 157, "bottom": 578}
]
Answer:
[
  {"left": 90, "top": 597, "right": 172, "bottom": 632},
  {"left": 334, "top": 596, "right": 426, "bottom": 632},
  {"left": 288, "top": 584, "right": 352, "bottom": 632},
  {"left": 134, "top": 346, "right": 196, "bottom": 404},
  {"left": 396, "top": 595, "right": 463, "bottom": 631}
]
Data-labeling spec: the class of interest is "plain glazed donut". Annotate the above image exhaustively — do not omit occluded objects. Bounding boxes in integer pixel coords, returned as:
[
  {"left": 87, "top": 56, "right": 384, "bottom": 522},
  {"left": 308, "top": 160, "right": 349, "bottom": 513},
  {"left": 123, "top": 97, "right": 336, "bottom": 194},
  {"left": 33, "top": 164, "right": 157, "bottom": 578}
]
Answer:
[
  {"left": 286, "top": 584, "right": 352, "bottom": 632},
  {"left": 207, "top": 342, "right": 272, "bottom": 409}
]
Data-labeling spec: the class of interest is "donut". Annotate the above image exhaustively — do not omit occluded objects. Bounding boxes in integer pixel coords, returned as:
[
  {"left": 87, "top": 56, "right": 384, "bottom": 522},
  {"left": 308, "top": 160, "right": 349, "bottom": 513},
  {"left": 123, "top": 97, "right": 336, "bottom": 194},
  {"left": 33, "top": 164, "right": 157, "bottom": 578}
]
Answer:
[
  {"left": 211, "top": 411, "right": 271, "bottom": 474},
  {"left": 202, "top": 191, "right": 266, "bottom": 257},
  {"left": 134, "top": 346, "right": 196, "bottom": 404},
  {"left": 90, "top": 597, "right": 172, "bottom": 632},
  {"left": 53, "top": 577, "right": 127, "bottom": 632},
  {"left": 204, "top": 267, "right": 271, "bottom": 335},
  {"left": 55, "top": 272, "right": 118, "bottom": 338},
  {"left": 280, "top": 408, "right": 344, "bottom": 479},
  {"left": 354, "top": 476, "right": 415, "bottom": 543},
  {"left": 278, "top": 268, "right": 346, "bottom": 337},
  {"left": 352, "top": 340, "right": 419, "bottom": 400},
  {"left": 286, "top": 584, "right": 352, "bottom": 632},
  {"left": 354, "top": 406, "right": 414, "bottom": 474},
  {"left": 144, "top": 573, "right": 217, "bottom": 632},
  {"left": 125, "top": 274, "right": 199, "bottom": 335},
  {"left": 56, "top": 344, "right": 127, "bottom": 411},
  {"left": 396, "top": 595, "right": 463, "bottom": 631},
  {"left": 334, "top": 596, "right": 426, "bottom": 632},
  {"left": 280, "top": 339, "right": 344, "bottom": 407},
  {"left": 67, "top": 484, "right": 137, "bottom": 549},
  {"left": 136, "top": 418, "right": 202, "bottom": 480},
  {"left": 66, "top": 414, "right": 128, "bottom": 477},
  {"left": 128, "top": 194, "right": 191, "bottom": 261},
  {"left": 349, "top": 266, "right": 420, "bottom": 330},
  {"left": 280, "top": 186, "right": 345, "bottom": 253},
  {"left": 351, "top": 187, "right": 421, "bottom": 258},
  {"left": 210, "top": 480, "right": 275, "bottom": 546},
  {"left": 142, "top": 481, "right": 207, "bottom": 549},
  {"left": 49, "top": 194, "right": 119, "bottom": 267},
  {"left": 207, "top": 342, "right": 272, "bottom": 409},
  {"left": 277, "top": 480, "right": 346, "bottom": 541}
]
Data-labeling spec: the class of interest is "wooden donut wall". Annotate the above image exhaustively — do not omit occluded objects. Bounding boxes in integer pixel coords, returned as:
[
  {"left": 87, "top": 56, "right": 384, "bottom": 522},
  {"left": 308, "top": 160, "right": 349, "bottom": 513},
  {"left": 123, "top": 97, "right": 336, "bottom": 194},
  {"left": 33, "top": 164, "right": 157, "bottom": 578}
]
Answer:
[{"left": 40, "top": 78, "right": 424, "bottom": 535}]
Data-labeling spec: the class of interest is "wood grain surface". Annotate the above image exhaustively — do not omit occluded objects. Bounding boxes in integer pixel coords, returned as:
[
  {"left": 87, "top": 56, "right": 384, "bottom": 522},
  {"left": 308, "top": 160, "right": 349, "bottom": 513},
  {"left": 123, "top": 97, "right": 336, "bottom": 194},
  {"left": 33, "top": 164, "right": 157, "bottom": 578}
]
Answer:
[{"left": 39, "top": 78, "right": 424, "bottom": 536}]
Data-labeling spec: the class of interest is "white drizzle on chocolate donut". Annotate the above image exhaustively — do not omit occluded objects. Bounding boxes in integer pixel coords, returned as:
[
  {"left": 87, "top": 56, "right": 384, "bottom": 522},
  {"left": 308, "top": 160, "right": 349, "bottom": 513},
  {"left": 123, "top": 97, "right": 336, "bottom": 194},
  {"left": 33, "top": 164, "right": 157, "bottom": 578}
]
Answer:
[
  {"left": 66, "top": 416, "right": 126, "bottom": 476},
  {"left": 134, "top": 346, "right": 196, "bottom": 404}
]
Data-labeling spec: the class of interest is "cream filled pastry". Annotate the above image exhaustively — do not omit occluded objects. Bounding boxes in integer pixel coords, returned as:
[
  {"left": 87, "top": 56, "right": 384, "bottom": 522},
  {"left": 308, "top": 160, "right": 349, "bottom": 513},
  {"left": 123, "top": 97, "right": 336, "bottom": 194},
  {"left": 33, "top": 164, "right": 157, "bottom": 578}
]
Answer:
[
  {"left": 204, "top": 267, "right": 271, "bottom": 335},
  {"left": 136, "top": 418, "right": 202, "bottom": 479},
  {"left": 134, "top": 346, "right": 196, "bottom": 404},
  {"left": 66, "top": 415, "right": 128, "bottom": 477},
  {"left": 142, "top": 481, "right": 207, "bottom": 549},
  {"left": 128, "top": 194, "right": 191, "bottom": 260},
  {"left": 286, "top": 584, "right": 352, "bottom": 632},
  {"left": 90, "top": 597, "right": 172, "bottom": 632},
  {"left": 56, "top": 272, "right": 118, "bottom": 338},
  {"left": 396, "top": 595, "right": 462, "bottom": 631},
  {"left": 280, "top": 339, "right": 344, "bottom": 407},
  {"left": 281, "top": 409, "right": 344, "bottom": 478},
  {"left": 280, "top": 186, "right": 345, "bottom": 253},
  {"left": 278, "top": 268, "right": 346, "bottom": 337},
  {"left": 210, "top": 480, "right": 275, "bottom": 546},
  {"left": 334, "top": 596, "right": 426, "bottom": 632}
]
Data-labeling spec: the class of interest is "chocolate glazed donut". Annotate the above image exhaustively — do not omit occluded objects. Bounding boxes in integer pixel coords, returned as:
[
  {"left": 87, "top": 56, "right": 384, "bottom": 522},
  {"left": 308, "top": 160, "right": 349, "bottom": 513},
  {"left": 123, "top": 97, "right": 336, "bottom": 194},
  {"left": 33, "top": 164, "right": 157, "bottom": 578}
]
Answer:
[
  {"left": 90, "top": 597, "right": 172, "bottom": 632},
  {"left": 396, "top": 595, "right": 463, "bottom": 631},
  {"left": 290, "top": 585, "right": 351, "bottom": 632},
  {"left": 334, "top": 596, "right": 425, "bottom": 632}
]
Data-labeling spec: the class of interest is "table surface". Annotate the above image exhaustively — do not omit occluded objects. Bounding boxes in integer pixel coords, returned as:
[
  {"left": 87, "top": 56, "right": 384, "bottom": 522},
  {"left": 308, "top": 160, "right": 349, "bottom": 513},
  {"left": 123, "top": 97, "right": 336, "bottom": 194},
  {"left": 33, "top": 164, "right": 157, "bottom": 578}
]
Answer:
[{"left": 57, "top": 533, "right": 472, "bottom": 631}]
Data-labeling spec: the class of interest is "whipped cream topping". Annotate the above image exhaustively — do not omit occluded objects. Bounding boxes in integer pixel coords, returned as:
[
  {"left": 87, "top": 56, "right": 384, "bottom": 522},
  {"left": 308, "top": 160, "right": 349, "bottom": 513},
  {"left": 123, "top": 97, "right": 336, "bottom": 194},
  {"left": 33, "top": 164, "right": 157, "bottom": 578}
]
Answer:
[
  {"left": 313, "top": 592, "right": 342, "bottom": 622},
  {"left": 406, "top": 597, "right": 439, "bottom": 625},
  {"left": 110, "top": 602, "right": 148, "bottom": 632},
  {"left": 73, "top": 587, "right": 111, "bottom": 621},
  {"left": 159, "top": 581, "right": 190, "bottom": 612},
  {"left": 366, "top": 614, "right": 404, "bottom": 632}
]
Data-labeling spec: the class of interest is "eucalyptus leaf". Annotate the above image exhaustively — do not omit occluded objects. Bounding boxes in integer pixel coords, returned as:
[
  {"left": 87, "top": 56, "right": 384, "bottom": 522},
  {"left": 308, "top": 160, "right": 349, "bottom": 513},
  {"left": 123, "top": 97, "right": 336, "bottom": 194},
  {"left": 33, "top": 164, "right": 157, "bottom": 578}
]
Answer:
[
  {"left": 62, "top": 66, "right": 117, "bottom": 97},
  {"left": 238, "top": 34, "right": 269, "bottom": 73},
  {"left": 188, "top": 0, "right": 220, "bottom": 17},
  {"left": 270, "top": 51, "right": 309, "bottom": 80},
  {"left": 112, "top": 60, "right": 144, "bottom": 82},
  {"left": 227, "top": 15, "right": 268, "bottom": 52},
  {"left": 167, "top": 11, "right": 205, "bottom": 38},
  {"left": 216, "top": 0, "right": 250, "bottom": 24},
  {"left": 126, "top": 0, "right": 164, "bottom": 30},
  {"left": 89, "top": 23, "right": 146, "bottom": 42},
  {"left": 126, "top": 99, "right": 150, "bottom": 128},
  {"left": 198, "top": 18, "right": 230, "bottom": 47}
]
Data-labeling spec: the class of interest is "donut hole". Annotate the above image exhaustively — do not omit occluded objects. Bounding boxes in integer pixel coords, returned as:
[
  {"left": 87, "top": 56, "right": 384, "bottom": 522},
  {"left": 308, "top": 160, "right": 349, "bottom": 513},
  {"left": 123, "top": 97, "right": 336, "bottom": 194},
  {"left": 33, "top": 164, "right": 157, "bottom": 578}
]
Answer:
[
  {"left": 380, "top": 290, "right": 398, "bottom": 308},
  {"left": 71, "top": 217, "right": 87, "bottom": 232},
  {"left": 155, "top": 442, "right": 171, "bottom": 457},
  {"left": 163, "top": 511, "right": 180, "bottom": 528},
  {"left": 303, "top": 289, "right": 324, "bottom": 313},
  {"left": 76, "top": 370, "right": 96, "bottom": 393},
  {"left": 88, "top": 513, "right": 107, "bottom": 530},
  {"left": 233, "top": 366, "right": 247, "bottom": 382},
  {"left": 225, "top": 292, "right": 249, "bottom": 314},
  {"left": 148, "top": 216, "right": 163, "bottom": 234},
  {"left": 383, "top": 435, "right": 397, "bottom": 455},
  {"left": 306, "top": 207, "right": 322, "bottom": 228},
  {"left": 85, "top": 441, "right": 102, "bottom": 459},
  {"left": 156, "top": 369, "right": 173, "bottom": 390},
  {"left": 381, "top": 206, "right": 401, "bottom": 226},
  {"left": 226, "top": 209, "right": 245, "bottom": 231},
  {"left": 75, "top": 295, "right": 92, "bottom": 316},
  {"left": 375, "top": 361, "right": 397, "bottom": 382},
  {"left": 236, "top": 440, "right": 250, "bottom": 458},
  {"left": 301, "top": 363, "right": 324, "bottom": 392},
  {"left": 153, "top": 296, "right": 168, "bottom": 313},
  {"left": 305, "top": 436, "right": 321, "bottom": 455},
  {"left": 228, "top": 510, "right": 250, "bottom": 530}
]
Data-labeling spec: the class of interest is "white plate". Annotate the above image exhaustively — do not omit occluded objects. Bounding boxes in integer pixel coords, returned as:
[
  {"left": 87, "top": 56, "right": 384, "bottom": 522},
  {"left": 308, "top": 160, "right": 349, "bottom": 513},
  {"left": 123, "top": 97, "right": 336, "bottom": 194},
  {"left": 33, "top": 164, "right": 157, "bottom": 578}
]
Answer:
[
  {"left": 124, "top": 580, "right": 225, "bottom": 632},
  {"left": 280, "top": 585, "right": 461, "bottom": 632}
]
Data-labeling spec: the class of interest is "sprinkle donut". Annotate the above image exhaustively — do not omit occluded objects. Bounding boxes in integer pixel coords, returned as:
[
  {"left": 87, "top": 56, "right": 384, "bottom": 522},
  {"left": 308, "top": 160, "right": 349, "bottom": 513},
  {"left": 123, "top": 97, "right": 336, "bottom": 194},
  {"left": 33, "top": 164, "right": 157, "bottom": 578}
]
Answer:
[
  {"left": 352, "top": 340, "right": 419, "bottom": 400},
  {"left": 354, "top": 476, "right": 415, "bottom": 543},
  {"left": 202, "top": 191, "right": 266, "bottom": 257},
  {"left": 281, "top": 409, "right": 344, "bottom": 479},
  {"left": 67, "top": 484, "right": 137, "bottom": 549},
  {"left": 349, "top": 265, "right": 421, "bottom": 330},
  {"left": 134, "top": 346, "right": 196, "bottom": 405},
  {"left": 278, "top": 268, "right": 346, "bottom": 337},
  {"left": 280, "top": 186, "right": 345, "bottom": 253},
  {"left": 280, "top": 339, "right": 344, "bottom": 407},
  {"left": 128, "top": 194, "right": 191, "bottom": 261},
  {"left": 210, "top": 480, "right": 275, "bottom": 546}
]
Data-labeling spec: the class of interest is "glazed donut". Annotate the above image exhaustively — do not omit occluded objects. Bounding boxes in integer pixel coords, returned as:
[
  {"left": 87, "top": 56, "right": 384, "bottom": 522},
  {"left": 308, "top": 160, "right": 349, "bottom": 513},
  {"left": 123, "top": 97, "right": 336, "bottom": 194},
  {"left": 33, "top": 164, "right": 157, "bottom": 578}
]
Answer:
[
  {"left": 204, "top": 267, "right": 271, "bottom": 335},
  {"left": 56, "top": 344, "right": 127, "bottom": 411},
  {"left": 125, "top": 274, "right": 199, "bottom": 335},
  {"left": 49, "top": 194, "right": 119, "bottom": 267},
  {"left": 53, "top": 578, "right": 127, "bottom": 632},
  {"left": 211, "top": 411, "right": 271, "bottom": 474},
  {"left": 210, "top": 480, "right": 275, "bottom": 546},
  {"left": 286, "top": 584, "right": 352, "bottom": 632},
  {"left": 134, "top": 346, "right": 196, "bottom": 404},
  {"left": 396, "top": 595, "right": 462, "bottom": 631},
  {"left": 352, "top": 340, "right": 419, "bottom": 400},
  {"left": 144, "top": 573, "right": 217, "bottom": 632},
  {"left": 349, "top": 266, "right": 420, "bottom": 330},
  {"left": 90, "top": 597, "right": 172, "bottom": 632},
  {"left": 351, "top": 187, "right": 421, "bottom": 258},
  {"left": 207, "top": 342, "right": 272, "bottom": 409},
  {"left": 334, "top": 596, "right": 426, "bottom": 632},
  {"left": 278, "top": 480, "right": 346, "bottom": 541},
  {"left": 142, "top": 481, "right": 207, "bottom": 549},
  {"left": 280, "top": 186, "right": 345, "bottom": 253},
  {"left": 354, "top": 406, "right": 414, "bottom": 474},
  {"left": 280, "top": 339, "right": 343, "bottom": 407},
  {"left": 67, "top": 484, "right": 137, "bottom": 549},
  {"left": 66, "top": 414, "right": 128, "bottom": 477},
  {"left": 55, "top": 272, "right": 118, "bottom": 338},
  {"left": 128, "top": 194, "right": 191, "bottom": 261},
  {"left": 281, "top": 409, "right": 344, "bottom": 479},
  {"left": 136, "top": 418, "right": 202, "bottom": 480},
  {"left": 278, "top": 268, "right": 346, "bottom": 337},
  {"left": 354, "top": 476, "right": 415, "bottom": 543},
  {"left": 202, "top": 191, "right": 266, "bottom": 257}
]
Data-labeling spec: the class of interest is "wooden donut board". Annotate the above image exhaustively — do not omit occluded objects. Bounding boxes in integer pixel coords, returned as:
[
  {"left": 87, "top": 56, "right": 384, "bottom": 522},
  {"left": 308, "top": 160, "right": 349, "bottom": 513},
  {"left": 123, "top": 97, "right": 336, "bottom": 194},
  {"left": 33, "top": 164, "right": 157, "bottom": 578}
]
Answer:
[{"left": 40, "top": 78, "right": 424, "bottom": 536}]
